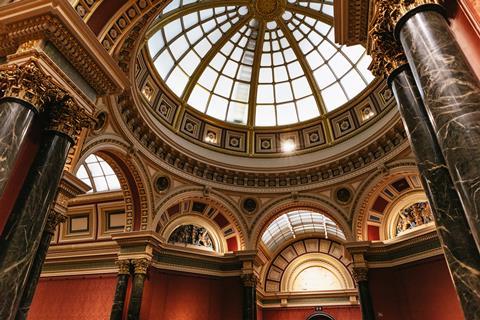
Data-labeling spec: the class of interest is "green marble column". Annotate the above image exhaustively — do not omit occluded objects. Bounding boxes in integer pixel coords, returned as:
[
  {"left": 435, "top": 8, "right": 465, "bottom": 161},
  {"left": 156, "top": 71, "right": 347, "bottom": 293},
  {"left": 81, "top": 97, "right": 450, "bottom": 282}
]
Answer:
[
  {"left": 110, "top": 260, "right": 131, "bottom": 320},
  {"left": 127, "top": 259, "right": 150, "bottom": 320},
  {"left": 242, "top": 274, "right": 257, "bottom": 320},
  {"left": 353, "top": 267, "right": 374, "bottom": 320}
]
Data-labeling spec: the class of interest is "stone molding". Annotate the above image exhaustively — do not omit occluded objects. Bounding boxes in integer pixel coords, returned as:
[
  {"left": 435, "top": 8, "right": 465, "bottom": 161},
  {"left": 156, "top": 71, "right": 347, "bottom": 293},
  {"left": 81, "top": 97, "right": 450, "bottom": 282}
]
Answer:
[{"left": 0, "top": 0, "right": 127, "bottom": 95}]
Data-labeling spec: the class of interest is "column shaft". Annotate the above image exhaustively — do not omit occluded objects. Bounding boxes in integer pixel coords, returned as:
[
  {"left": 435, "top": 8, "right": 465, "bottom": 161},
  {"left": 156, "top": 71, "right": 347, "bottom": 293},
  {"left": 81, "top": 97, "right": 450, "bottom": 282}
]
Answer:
[
  {"left": 0, "top": 98, "right": 36, "bottom": 197},
  {"left": 396, "top": 6, "right": 480, "bottom": 252},
  {"left": 110, "top": 274, "right": 130, "bottom": 320},
  {"left": 389, "top": 66, "right": 480, "bottom": 318},
  {"left": 15, "top": 212, "right": 65, "bottom": 320},
  {"left": 243, "top": 285, "right": 256, "bottom": 320},
  {"left": 357, "top": 281, "right": 374, "bottom": 320},
  {"left": 0, "top": 131, "right": 71, "bottom": 320},
  {"left": 127, "top": 273, "right": 146, "bottom": 320}
]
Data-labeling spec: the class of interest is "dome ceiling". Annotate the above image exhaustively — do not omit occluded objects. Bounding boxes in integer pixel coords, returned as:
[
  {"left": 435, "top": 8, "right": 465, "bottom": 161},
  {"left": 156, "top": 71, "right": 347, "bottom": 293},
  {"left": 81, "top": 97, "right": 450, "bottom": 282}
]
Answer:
[{"left": 147, "top": 0, "right": 374, "bottom": 127}]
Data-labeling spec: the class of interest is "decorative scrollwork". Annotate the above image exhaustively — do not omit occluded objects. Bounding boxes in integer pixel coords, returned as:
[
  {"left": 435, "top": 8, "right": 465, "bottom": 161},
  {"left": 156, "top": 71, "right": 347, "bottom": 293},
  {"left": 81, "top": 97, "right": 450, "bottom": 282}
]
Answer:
[
  {"left": 352, "top": 267, "right": 369, "bottom": 283},
  {"left": 0, "top": 60, "right": 51, "bottom": 112},
  {"left": 116, "top": 260, "right": 131, "bottom": 275},
  {"left": 132, "top": 258, "right": 150, "bottom": 275},
  {"left": 241, "top": 273, "right": 258, "bottom": 287}
]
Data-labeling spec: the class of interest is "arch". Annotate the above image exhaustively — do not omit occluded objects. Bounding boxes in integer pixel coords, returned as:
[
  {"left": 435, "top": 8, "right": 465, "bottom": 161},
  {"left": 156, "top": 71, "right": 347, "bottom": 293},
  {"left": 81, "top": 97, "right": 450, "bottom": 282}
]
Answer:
[
  {"left": 153, "top": 186, "right": 247, "bottom": 250},
  {"left": 306, "top": 312, "right": 336, "bottom": 320},
  {"left": 350, "top": 161, "right": 420, "bottom": 240},
  {"left": 78, "top": 135, "right": 154, "bottom": 232},
  {"left": 262, "top": 238, "right": 353, "bottom": 293},
  {"left": 163, "top": 214, "right": 227, "bottom": 254},
  {"left": 250, "top": 194, "right": 352, "bottom": 250}
]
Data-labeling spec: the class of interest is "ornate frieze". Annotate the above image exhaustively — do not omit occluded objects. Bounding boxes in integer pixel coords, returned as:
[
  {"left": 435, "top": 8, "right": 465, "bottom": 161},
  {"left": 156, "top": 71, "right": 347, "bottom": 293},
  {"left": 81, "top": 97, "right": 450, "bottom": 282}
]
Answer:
[{"left": 0, "top": 1, "right": 126, "bottom": 95}]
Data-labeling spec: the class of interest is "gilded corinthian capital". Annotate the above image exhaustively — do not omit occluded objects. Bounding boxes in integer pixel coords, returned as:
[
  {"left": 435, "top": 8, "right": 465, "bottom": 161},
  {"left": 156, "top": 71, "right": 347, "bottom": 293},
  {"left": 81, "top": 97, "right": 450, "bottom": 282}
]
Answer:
[
  {"left": 368, "top": 0, "right": 443, "bottom": 77},
  {"left": 132, "top": 258, "right": 151, "bottom": 275},
  {"left": 368, "top": 1, "right": 408, "bottom": 77},
  {"left": 0, "top": 60, "right": 51, "bottom": 112},
  {"left": 44, "top": 94, "right": 94, "bottom": 142}
]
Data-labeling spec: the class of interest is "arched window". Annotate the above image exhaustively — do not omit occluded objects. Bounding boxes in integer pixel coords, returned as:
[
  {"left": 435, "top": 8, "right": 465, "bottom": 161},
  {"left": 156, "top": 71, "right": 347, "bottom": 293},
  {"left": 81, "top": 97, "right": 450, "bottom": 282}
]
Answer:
[
  {"left": 261, "top": 210, "right": 345, "bottom": 252},
  {"left": 75, "top": 154, "right": 121, "bottom": 193}
]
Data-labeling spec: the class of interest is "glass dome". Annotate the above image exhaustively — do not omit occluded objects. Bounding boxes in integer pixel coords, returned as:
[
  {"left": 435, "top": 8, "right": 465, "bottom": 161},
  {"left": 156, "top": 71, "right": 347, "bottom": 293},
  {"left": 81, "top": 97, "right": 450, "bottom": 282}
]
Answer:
[{"left": 147, "top": 0, "right": 374, "bottom": 127}]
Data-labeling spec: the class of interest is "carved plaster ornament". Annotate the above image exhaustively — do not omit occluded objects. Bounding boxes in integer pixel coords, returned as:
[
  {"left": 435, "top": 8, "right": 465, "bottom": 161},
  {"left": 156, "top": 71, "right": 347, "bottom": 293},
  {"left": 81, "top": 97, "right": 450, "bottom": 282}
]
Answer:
[
  {"left": 352, "top": 267, "right": 369, "bottom": 282},
  {"left": 45, "top": 93, "right": 94, "bottom": 141},
  {"left": 241, "top": 273, "right": 258, "bottom": 287},
  {"left": 116, "top": 260, "right": 131, "bottom": 275},
  {"left": 0, "top": 60, "right": 51, "bottom": 112},
  {"left": 44, "top": 210, "right": 67, "bottom": 234},
  {"left": 132, "top": 258, "right": 151, "bottom": 275}
]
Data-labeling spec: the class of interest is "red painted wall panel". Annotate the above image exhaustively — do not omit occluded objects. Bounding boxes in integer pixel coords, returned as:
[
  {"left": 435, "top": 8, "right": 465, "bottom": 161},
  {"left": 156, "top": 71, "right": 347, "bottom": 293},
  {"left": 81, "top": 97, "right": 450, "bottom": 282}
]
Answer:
[
  {"left": 447, "top": 0, "right": 480, "bottom": 80},
  {"left": 262, "top": 306, "right": 361, "bottom": 320},
  {"left": 28, "top": 274, "right": 117, "bottom": 320},
  {"left": 0, "top": 120, "right": 40, "bottom": 234},
  {"left": 369, "top": 256, "right": 463, "bottom": 320},
  {"left": 367, "top": 225, "right": 380, "bottom": 241},
  {"left": 140, "top": 270, "right": 243, "bottom": 320}
]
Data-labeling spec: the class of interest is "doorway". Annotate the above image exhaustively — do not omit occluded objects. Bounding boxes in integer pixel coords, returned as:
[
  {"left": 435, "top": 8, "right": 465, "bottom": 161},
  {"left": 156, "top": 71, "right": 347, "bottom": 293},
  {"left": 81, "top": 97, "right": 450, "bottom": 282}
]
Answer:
[{"left": 306, "top": 312, "right": 335, "bottom": 320}]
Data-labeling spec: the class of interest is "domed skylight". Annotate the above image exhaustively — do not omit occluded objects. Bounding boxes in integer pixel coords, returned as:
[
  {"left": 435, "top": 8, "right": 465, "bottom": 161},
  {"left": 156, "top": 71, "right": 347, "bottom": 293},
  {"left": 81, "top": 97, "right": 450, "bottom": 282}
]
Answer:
[{"left": 147, "top": 0, "right": 374, "bottom": 127}]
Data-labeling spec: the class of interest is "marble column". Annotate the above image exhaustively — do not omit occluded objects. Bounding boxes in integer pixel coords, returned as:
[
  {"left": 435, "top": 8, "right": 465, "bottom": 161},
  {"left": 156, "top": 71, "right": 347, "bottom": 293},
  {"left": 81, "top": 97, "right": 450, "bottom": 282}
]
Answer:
[
  {"left": 394, "top": 2, "right": 480, "bottom": 252},
  {"left": 0, "top": 96, "right": 91, "bottom": 320},
  {"left": 389, "top": 65, "right": 480, "bottom": 318},
  {"left": 0, "top": 62, "right": 47, "bottom": 197},
  {"left": 127, "top": 258, "right": 150, "bottom": 320},
  {"left": 110, "top": 260, "right": 131, "bottom": 320},
  {"left": 352, "top": 267, "right": 374, "bottom": 320},
  {"left": 241, "top": 274, "right": 257, "bottom": 320},
  {"left": 15, "top": 211, "right": 66, "bottom": 320}
]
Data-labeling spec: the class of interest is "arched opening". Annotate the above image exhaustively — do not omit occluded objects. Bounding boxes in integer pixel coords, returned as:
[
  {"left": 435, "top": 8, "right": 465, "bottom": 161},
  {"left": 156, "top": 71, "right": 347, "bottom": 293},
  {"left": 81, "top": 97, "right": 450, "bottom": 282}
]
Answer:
[
  {"left": 75, "top": 154, "right": 121, "bottom": 193},
  {"left": 306, "top": 312, "right": 335, "bottom": 320}
]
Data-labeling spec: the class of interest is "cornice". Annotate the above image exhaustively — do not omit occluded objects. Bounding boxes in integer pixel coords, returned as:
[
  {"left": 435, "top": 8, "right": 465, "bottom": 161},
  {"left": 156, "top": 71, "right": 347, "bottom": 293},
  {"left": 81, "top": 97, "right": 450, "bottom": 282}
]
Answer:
[{"left": 0, "top": 0, "right": 128, "bottom": 95}]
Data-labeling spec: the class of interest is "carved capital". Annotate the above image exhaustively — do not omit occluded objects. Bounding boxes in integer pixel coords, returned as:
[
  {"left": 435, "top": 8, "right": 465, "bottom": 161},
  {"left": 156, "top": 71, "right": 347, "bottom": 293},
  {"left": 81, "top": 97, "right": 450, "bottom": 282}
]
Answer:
[
  {"left": 116, "top": 260, "right": 131, "bottom": 275},
  {"left": 0, "top": 60, "right": 51, "bottom": 112},
  {"left": 352, "top": 267, "right": 369, "bottom": 282},
  {"left": 44, "top": 210, "right": 66, "bottom": 234},
  {"left": 132, "top": 258, "right": 150, "bottom": 275},
  {"left": 391, "top": 0, "right": 443, "bottom": 23},
  {"left": 44, "top": 95, "right": 94, "bottom": 141},
  {"left": 241, "top": 273, "right": 258, "bottom": 287},
  {"left": 368, "top": 1, "right": 408, "bottom": 77}
]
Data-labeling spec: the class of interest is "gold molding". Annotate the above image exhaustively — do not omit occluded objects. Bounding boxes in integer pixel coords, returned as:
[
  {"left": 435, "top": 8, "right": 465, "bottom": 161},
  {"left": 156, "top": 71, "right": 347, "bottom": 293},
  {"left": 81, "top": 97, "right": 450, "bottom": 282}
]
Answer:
[{"left": 0, "top": 0, "right": 127, "bottom": 95}]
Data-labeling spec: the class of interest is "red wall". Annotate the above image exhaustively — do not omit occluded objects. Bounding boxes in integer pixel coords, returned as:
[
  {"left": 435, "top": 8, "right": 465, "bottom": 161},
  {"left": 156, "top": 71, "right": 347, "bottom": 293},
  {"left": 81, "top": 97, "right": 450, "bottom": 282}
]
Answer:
[
  {"left": 140, "top": 270, "right": 243, "bottom": 320},
  {"left": 262, "top": 306, "right": 361, "bottom": 320},
  {"left": 447, "top": 0, "right": 480, "bottom": 80},
  {"left": 369, "top": 256, "right": 463, "bottom": 320},
  {"left": 28, "top": 274, "right": 117, "bottom": 320}
]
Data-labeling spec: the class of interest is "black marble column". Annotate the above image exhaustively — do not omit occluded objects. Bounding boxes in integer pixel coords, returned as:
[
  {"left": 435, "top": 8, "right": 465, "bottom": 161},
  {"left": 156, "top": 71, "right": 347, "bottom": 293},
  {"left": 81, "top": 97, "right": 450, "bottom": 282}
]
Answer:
[
  {"left": 15, "top": 211, "right": 66, "bottom": 320},
  {"left": 0, "top": 129, "right": 72, "bottom": 320},
  {"left": 389, "top": 65, "right": 480, "bottom": 318},
  {"left": 110, "top": 260, "right": 131, "bottom": 320},
  {"left": 127, "top": 259, "right": 150, "bottom": 320},
  {"left": 353, "top": 268, "right": 374, "bottom": 320},
  {"left": 395, "top": 4, "right": 480, "bottom": 253},
  {"left": 241, "top": 274, "right": 257, "bottom": 320},
  {"left": 0, "top": 61, "right": 47, "bottom": 198},
  {"left": 0, "top": 98, "right": 37, "bottom": 197}
]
